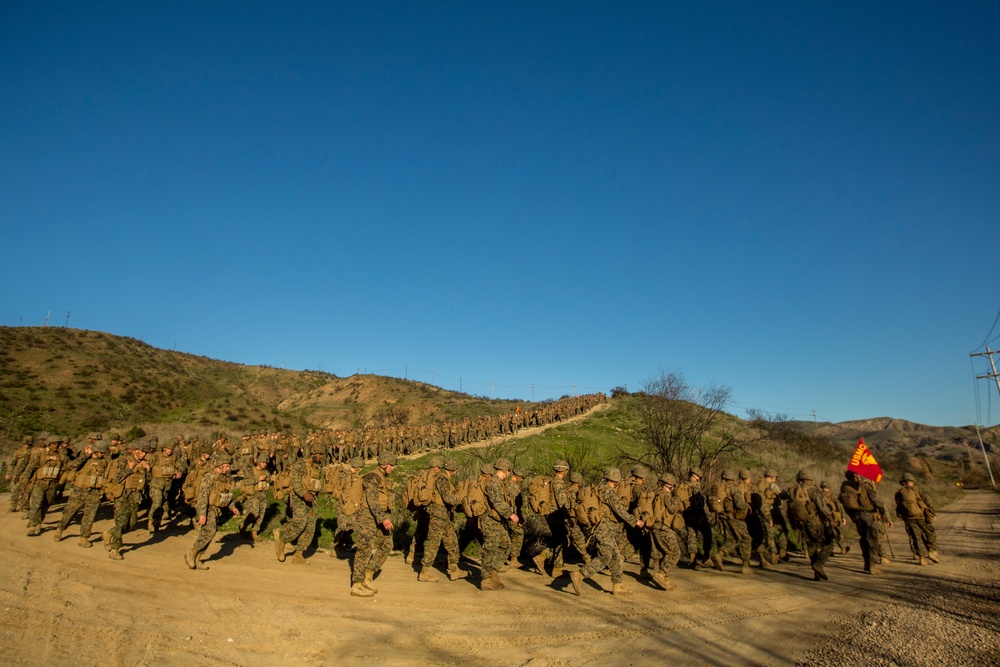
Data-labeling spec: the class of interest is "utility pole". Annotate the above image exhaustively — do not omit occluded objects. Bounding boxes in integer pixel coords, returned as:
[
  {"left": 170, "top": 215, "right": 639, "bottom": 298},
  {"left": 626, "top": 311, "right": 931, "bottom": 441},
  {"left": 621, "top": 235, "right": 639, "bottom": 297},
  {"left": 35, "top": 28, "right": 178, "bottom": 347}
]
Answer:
[
  {"left": 531, "top": 383, "right": 535, "bottom": 402},
  {"left": 459, "top": 377, "right": 463, "bottom": 393},
  {"left": 65, "top": 310, "right": 71, "bottom": 327},
  {"left": 812, "top": 410, "right": 819, "bottom": 430},
  {"left": 45, "top": 310, "right": 50, "bottom": 326},
  {"left": 430, "top": 369, "right": 434, "bottom": 385},
  {"left": 491, "top": 380, "right": 495, "bottom": 399},
  {"left": 405, "top": 364, "right": 408, "bottom": 380},
  {"left": 969, "top": 346, "right": 1000, "bottom": 487}
]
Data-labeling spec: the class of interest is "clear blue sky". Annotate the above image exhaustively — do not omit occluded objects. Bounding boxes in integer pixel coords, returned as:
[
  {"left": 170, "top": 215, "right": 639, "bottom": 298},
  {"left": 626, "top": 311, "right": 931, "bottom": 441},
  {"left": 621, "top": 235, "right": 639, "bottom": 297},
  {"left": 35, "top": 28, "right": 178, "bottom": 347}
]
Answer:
[{"left": 2, "top": 3, "right": 998, "bottom": 427}]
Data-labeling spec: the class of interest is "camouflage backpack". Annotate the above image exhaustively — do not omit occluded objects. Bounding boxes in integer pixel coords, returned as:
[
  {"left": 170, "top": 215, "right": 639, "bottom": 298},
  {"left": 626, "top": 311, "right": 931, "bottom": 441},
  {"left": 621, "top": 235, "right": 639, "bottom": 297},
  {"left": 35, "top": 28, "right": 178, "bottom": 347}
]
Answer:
[
  {"left": 411, "top": 469, "right": 439, "bottom": 508},
  {"left": 456, "top": 478, "right": 487, "bottom": 518},
  {"left": 707, "top": 481, "right": 727, "bottom": 516},
  {"left": 337, "top": 472, "right": 365, "bottom": 516},
  {"left": 272, "top": 469, "right": 293, "bottom": 501},
  {"left": 526, "top": 475, "right": 556, "bottom": 515},
  {"left": 574, "top": 484, "right": 606, "bottom": 526},
  {"left": 633, "top": 486, "right": 659, "bottom": 525},
  {"left": 787, "top": 484, "right": 815, "bottom": 524},
  {"left": 322, "top": 463, "right": 346, "bottom": 495}
]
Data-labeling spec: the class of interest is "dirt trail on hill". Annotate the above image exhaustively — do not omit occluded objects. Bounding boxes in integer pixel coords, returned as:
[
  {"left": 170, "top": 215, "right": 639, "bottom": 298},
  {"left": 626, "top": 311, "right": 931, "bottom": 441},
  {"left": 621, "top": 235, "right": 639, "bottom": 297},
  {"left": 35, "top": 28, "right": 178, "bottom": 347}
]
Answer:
[
  {"left": 0, "top": 486, "right": 996, "bottom": 666},
  {"left": 400, "top": 401, "right": 612, "bottom": 461}
]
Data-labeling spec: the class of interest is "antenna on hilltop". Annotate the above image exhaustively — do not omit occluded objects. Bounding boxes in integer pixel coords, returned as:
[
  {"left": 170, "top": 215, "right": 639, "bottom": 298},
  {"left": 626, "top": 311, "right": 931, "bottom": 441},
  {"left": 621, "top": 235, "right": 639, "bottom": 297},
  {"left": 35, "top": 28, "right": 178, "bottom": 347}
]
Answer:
[
  {"left": 45, "top": 310, "right": 50, "bottom": 326},
  {"left": 65, "top": 310, "right": 71, "bottom": 328}
]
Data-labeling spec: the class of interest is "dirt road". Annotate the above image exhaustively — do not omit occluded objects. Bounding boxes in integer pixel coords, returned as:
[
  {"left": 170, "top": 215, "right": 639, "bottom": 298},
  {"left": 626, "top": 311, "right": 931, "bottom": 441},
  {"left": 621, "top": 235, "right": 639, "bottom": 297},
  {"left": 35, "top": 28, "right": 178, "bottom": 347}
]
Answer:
[{"left": 0, "top": 489, "right": 996, "bottom": 666}]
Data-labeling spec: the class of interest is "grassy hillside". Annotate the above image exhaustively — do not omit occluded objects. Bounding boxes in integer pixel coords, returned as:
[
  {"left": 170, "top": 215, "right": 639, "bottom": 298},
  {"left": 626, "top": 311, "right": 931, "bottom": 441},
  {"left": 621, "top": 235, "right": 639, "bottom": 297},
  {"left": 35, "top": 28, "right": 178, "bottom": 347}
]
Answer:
[
  {"left": 0, "top": 327, "right": 529, "bottom": 449},
  {"left": 2, "top": 326, "right": 995, "bottom": 503}
]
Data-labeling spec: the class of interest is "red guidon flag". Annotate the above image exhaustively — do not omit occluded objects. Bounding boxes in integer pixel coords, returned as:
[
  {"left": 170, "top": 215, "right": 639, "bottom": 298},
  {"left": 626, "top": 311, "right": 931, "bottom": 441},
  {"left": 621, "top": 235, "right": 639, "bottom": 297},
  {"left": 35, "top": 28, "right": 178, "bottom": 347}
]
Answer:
[{"left": 848, "top": 437, "right": 883, "bottom": 483}]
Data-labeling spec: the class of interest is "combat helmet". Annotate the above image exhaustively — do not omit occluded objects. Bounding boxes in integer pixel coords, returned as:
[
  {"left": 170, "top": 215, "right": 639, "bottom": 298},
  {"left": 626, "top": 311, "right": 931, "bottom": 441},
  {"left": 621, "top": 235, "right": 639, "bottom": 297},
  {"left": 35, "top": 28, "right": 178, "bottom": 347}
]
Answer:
[{"left": 660, "top": 472, "right": 678, "bottom": 486}]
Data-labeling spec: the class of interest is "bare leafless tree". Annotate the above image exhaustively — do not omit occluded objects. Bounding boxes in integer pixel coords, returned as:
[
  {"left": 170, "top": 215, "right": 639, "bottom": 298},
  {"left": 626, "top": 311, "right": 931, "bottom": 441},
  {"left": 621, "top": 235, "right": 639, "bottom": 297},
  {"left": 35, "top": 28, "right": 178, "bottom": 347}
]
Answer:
[{"left": 636, "top": 369, "right": 736, "bottom": 476}]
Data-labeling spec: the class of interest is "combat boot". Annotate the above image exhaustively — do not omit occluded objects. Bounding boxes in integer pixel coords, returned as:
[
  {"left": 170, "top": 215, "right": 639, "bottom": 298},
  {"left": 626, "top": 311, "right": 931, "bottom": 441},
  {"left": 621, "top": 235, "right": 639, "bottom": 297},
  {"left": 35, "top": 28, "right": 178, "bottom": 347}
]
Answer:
[
  {"left": 650, "top": 571, "right": 671, "bottom": 590},
  {"left": 78, "top": 537, "right": 92, "bottom": 549},
  {"left": 499, "top": 561, "right": 511, "bottom": 573},
  {"left": 928, "top": 550, "right": 940, "bottom": 563},
  {"left": 611, "top": 582, "right": 630, "bottom": 595},
  {"left": 778, "top": 547, "right": 789, "bottom": 562},
  {"left": 741, "top": 559, "right": 753, "bottom": 575},
  {"left": 102, "top": 530, "right": 112, "bottom": 551},
  {"left": 757, "top": 549, "right": 772, "bottom": 569},
  {"left": 250, "top": 529, "right": 260, "bottom": 543},
  {"left": 273, "top": 530, "right": 286, "bottom": 562},
  {"left": 418, "top": 567, "right": 439, "bottom": 582},
  {"left": 918, "top": 555, "right": 928, "bottom": 566},
  {"left": 363, "top": 570, "right": 379, "bottom": 593},
  {"left": 710, "top": 552, "right": 724, "bottom": 571},
  {"left": 404, "top": 551, "right": 415, "bottom": 565},
  {"left": 350, "top": 582, "right": 374, "bottom": 598},
  {"left": 292, "top": 551, "right": 309, "bottom": 565},
  {"left": 184, "top": 549, "right": 198, "bottom": 570},
  {"left": 532, "top": 550, "right": 548, "bottom": 575},
  {"left": 480, "top": 574, "right": 505, "bottom": 591},
  {"left": 812, "top": 562, "right": 828, "bottom": 581},
  {"left": 865, "top": 563, "right": 881, "bottom": 575},
  {"left": 52, "top": 528, "right": 64, "bottom": 542},
  {"left": 569, "top": 570, "right": 583, "bottom": 596},
  {"left": 447, "top": 565, "right": 467, "bottom": 581},
  {"left": 108, "top": 548, "right": 124, "bottom": 561},
  {"left": 27, "top": 525, "right": 40, "bottom": 537},
  {"left": 881, "top": 556, "right": 891, "bottom": 564},
  {"left": 771, "top": 552, "right": 779, "bottom": 566}
]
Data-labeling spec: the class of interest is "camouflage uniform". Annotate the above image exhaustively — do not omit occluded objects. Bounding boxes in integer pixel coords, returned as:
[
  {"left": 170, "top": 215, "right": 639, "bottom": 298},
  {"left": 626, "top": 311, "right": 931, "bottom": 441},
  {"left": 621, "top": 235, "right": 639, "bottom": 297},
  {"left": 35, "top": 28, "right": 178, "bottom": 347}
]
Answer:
[
  {"left": 573, "top": 471, "right": 639, "bottom": 593},
  {"left": 541, "top": 464, "right": 572, "bottom": 569},
  {"left": 839, "top": 471, "right": 889, "bottom": 572},
  {"left": 186, "top": 458, "right": 236, "bottom": 569},
  {"left": 56, "top": 448, "right": 109, "bottom": 544},
  {"left": 239, "top": 459, "right": 271, "bottom": 539},
  {"left": 646, "top": 474, "right": 682, "bottom": 586},
  {"left": 351, "top": 459, "right": 395, "bottom": 595},
  {"left": 480, "top": 461, "right": 517, "bottom": 588},
  {"left": 147, "top": 447, "right": 185, "bottom": 532},
  {"left": 421, "top": 464, "right": 463, "bottom": 579},
  {"left": 565, "top": 474, "right": 591, "bottom": 563},
  {"left": 674, "top": 470, "right": 713, "bottom": 566},
  {"left": 820, "top": 482, "right": 848, "bottom": 553},
  {"left": 780, "top": 471, "right": 835, "bottom": 580},
  {"left": 333, "top": 461, "right": 365, "bottom": 553},
  {"left": 104, "top": 449, "right": 150, "bottom": 558},
  {"left": 25, "top": 442, "right": 68, "bottom": 535},
  {"left": 6, "top": 440, "right": 33, "bottom": 512},
  {"left": 505, "top": 470, "right": 526, "bottom": 567},
  {"left": 894, "top": 474, "right": 938, "bottom": 564},
  {"left": 752, "top": 473, "right": 781, "bottom": 563},
  {"left": 274, "top": 455, "right": 323, "bottom": 562},
  {"left": 714, "top": 472, "right": 752, "bottom": 572}
]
